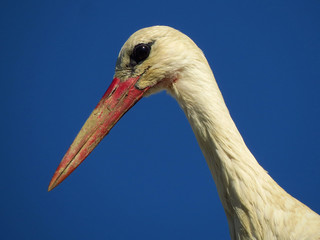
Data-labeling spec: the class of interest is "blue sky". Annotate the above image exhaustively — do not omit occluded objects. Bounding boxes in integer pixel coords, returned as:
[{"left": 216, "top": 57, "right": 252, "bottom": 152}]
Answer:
[{"left": 1, "top": 1, "right": 319, "bottom": 239}]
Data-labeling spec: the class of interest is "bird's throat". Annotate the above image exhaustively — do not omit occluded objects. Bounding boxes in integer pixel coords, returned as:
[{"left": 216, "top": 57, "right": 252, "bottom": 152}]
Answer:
[{"left": 168, "top": 68, "right": 272, "bottom": 238}]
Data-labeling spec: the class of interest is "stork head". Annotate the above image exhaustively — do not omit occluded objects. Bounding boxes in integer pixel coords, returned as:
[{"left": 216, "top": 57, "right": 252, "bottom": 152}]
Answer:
[
  {"left": 115, "top": 26, "right": 205, "bottom": 93},
  {"left": 48, "top": 26, "right": 205, "bottom": 191}
]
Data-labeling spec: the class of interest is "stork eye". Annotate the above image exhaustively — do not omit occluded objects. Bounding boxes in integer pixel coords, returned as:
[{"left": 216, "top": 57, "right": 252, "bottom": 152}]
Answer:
[{"left": 130, "top": 43, "right": 151, "bottom": 65}]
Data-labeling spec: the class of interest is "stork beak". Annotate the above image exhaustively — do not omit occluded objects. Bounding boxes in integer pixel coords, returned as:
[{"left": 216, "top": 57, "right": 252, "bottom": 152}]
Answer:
[{"left": 48, "top": 76, "right": 149, "bottom": 191}]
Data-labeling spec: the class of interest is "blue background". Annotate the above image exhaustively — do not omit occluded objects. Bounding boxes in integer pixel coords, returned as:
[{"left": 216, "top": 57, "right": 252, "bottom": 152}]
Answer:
[{"left": 1, "top": 1, "right": 319, "bottom": 239}]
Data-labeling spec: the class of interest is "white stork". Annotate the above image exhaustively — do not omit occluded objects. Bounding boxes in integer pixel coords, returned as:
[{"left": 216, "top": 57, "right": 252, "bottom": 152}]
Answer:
[{"left": 49, "top": 26, "right": 320, "bottom": 239}]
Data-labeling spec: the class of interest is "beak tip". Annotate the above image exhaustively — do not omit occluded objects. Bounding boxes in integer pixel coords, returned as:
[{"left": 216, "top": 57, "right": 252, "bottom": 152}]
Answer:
[
  {"left": 48, "top": 181, "right": 56, "bottom": 192},
  {"left": 48, "top": 184, "right": 54, "bottom": 192},
  {"left": 48, "top": 174, "right": 60, "bottom": 192}
]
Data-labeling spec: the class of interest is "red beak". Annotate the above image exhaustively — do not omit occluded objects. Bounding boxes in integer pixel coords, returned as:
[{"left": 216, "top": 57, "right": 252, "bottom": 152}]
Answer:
[{"left": 48, "top": 76, "right": 149, "bottom": 191}]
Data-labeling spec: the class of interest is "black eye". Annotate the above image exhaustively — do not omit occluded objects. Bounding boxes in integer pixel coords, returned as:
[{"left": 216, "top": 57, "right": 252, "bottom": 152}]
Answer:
[{"left": 130, "top": 43, "right": 151, "bottom": 65}]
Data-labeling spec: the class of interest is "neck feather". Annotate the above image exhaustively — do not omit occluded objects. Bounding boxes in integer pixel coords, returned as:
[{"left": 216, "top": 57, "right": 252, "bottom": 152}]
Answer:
[{"left": 167, "top": 59, "right": 310, "bottom": 239}]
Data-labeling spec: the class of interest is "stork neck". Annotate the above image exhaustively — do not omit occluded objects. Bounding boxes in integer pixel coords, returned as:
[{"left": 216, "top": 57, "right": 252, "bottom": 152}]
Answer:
[{"left": 169, "top": 62, "right": 275, "bottom": 238}]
